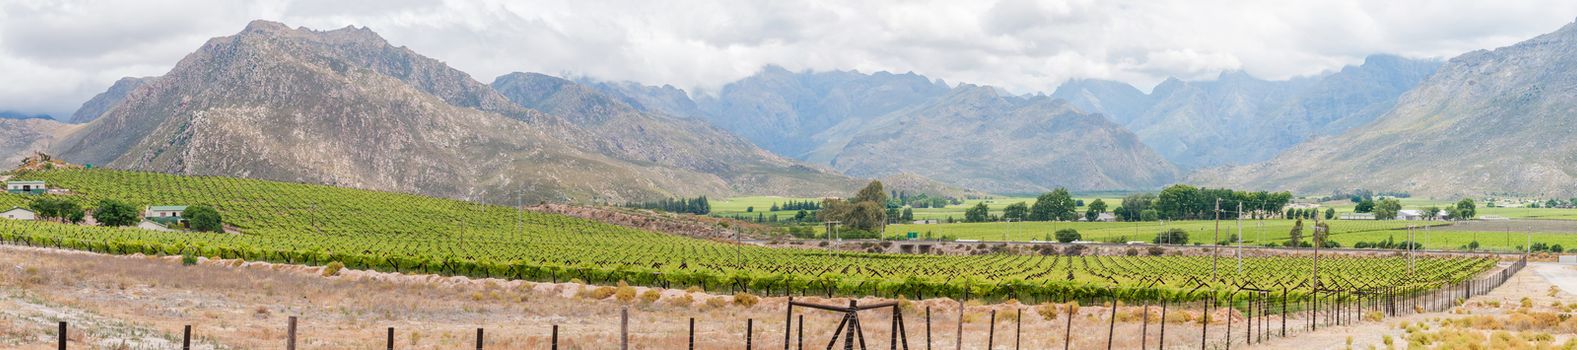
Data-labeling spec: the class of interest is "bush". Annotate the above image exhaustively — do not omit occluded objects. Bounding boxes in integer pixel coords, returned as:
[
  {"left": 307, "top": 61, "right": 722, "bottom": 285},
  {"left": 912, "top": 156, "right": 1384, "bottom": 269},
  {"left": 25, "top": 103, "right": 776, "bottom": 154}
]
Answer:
[
  {"left": 639, "top": 289, "right": 662, "bottom": 304},
  {"left": 93, "top": 199, "right": 140, "bottom": 227},
  {"left": 587, "top": 286, "right": 617, "bottom": 300},
  {"left": 186, "top": 205, "right": 224, "bottom": 232},
  {"left": 733, "top": 292, "right": 760, "bottom": 308},
  {"left": 705, "top": 297, "right": 728, "bottom": 309},
  {"left": 181, "top": 253, "right": 198, "bottom": 266},
  {"left": 1153, "top": 228, "right": 1188, "bottom": 245},
  {"left": 670, "top": 293, "right": 694, "bottom": 307},
  {"left": 1054, "top": 229, "right": 1081, "bottom": 243},
  {"left": 615, "top": 281, "right": 638, "bottom": 303},
  {"left": 1146, "top": 246, "right": 1165, "bottom": 256},
  {"left": 322, "top": 261, "right": 344, "bottom": 277}
]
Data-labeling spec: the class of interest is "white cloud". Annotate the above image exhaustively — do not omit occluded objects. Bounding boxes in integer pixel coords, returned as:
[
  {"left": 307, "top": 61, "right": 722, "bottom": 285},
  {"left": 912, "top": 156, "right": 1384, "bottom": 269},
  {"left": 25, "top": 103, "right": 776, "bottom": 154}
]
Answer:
[{"left": 3, "top": 0, "right": 1576, "bottom": 117}]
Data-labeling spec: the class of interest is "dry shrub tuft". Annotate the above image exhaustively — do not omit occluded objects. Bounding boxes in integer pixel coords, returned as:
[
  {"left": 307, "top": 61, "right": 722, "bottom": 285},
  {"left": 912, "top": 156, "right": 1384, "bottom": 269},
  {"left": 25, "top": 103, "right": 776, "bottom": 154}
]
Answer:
[
  {"left": 639, "top": 289, "right": 662, "bottom": 304},
  {"left": 615, "top": 281, "right": 637, "bottom": 303},
  {"left": 704, "top": 297, "right": 728, "bottom": 309},
  {"left": 670, "top": 293, "right": 694, "bottom": 307},
  {"left": 733, "top": 292, "right": 759, "bottom": 308},
  {"left": 322, "top": 261, "right": 344, "bottom": 277}
]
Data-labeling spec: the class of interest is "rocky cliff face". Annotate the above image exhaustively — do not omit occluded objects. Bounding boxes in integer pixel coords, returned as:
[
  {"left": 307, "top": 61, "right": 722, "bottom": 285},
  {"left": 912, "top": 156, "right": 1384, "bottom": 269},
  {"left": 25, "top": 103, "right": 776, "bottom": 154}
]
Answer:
[
  {"left": 49, "top": 21, "right": 856, "bottom": 203},
  {"left": 0, "top": 118, "right": 73, "bottom": 167},
  {"left": 1196, "top": 22, "right": 1577, "bottom": 197}
]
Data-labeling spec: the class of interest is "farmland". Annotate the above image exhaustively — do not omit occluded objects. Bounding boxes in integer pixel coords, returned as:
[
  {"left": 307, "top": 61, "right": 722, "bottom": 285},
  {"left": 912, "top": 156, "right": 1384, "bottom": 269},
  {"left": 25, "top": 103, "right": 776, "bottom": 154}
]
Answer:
[{"left": 0, "top": 169, "right": 1501, "bottom": 304}]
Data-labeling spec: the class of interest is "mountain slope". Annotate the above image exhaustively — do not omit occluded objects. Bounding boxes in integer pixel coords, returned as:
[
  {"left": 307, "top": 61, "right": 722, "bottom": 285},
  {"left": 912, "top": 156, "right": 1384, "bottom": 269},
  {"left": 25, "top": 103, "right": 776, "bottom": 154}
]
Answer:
[
  {"left": 1057, "top": 55, "right": 1440, "bottom": 169},
  {"left": 68, "top": 77, "right": 151, "bottom": 124},
  {"left": 1196, "top": 22, "right": 1577, "bottom": 197},
  {"left": 0, "top": 118, "right": 74, "bottom": 167},
  {"left": 49, "top": 21, "right": 851, "bottom": 203},
  {"left": 818, "top": 85, "right": 1180, "bottom": 193}
]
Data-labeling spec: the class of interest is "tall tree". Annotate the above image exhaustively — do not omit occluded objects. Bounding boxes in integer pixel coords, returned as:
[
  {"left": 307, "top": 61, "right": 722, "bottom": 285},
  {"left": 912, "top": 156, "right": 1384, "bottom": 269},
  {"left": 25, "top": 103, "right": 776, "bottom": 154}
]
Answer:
[
  {"left": 1002, "top": 202, "right": 1029, "bottom": 221},
  {"left": 1084, "top": 198, "right": 1108, "bottom": 221},
  {"left": 93, "top": 199, "right": 140, "bottom": 227},
  {"left": 186, "top": 205, "right": 224, "bottom": 232},
  {"left": 1454, "top": 199, "right": 1477, "bottom": 219},
  {"left": 964, "top": 203, "right": 990, "bottom": 223},
  {"left": 1287, "top": 219, "right": 1305, "bottom": 247},
  {"left": 1029, "top": 188, "right": 1077, "bottom": 221},
  {"left": 1374, "top": 198, "right": 1403, "bottom": 220}
]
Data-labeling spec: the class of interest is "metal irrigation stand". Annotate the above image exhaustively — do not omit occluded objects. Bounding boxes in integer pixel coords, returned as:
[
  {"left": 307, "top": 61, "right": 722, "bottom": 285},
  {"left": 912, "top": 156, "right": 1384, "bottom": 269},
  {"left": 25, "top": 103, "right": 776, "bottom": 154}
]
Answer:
[{"left": 786, "top": 298, "right": 909, "bottom": 350}]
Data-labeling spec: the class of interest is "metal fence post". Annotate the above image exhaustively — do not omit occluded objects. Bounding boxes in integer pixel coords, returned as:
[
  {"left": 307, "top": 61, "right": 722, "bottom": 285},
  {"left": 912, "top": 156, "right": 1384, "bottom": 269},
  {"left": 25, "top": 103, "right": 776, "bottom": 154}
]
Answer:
[
  {"left": 57, "top": 321, "right": 65, "bottom": 350},
  {"left": 621, "top": 307, "right": 629, "bottom": 350},
  {"left": 387, "top": 327, "right": 394, "bottom": 350},
  {"left": 553, "top": 324, "right": 560, "bottom": 350},
  {"left": 475, "top": 328, "right": 483, "bottom": 350},
  {"left": 183, "top": 325, "right": 192, "bottom": 350},
  {"left": 987, "top": 309, "right": 995, "bottom": 350}
]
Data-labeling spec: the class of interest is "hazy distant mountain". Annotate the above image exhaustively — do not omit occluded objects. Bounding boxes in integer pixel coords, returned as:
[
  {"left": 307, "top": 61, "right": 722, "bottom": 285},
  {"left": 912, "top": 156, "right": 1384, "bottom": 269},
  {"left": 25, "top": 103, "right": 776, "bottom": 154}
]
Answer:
[
  {"left": 1196, "top": 22, "right": 1577, "bottom": 197},
  {"left": 690, "top": 66, "right": 953, "bottom": 159},
  {"left": 68, "top": 77, "right": 151, "bottom": 123},
  {"left": 49, "top": 20, "right": 856, "bottom": 203},
  {"left": 491, "top": 72, "right": 861, "bottom": 196},
  {"left": 1056, "top": 55, "right": 1440, "bottom": 169},
  {"left": 0, "top": 111, "right": 53, "bottom": 120},
  {"left": 816, "top": 85, "right": 1180, "bottom": 193}
]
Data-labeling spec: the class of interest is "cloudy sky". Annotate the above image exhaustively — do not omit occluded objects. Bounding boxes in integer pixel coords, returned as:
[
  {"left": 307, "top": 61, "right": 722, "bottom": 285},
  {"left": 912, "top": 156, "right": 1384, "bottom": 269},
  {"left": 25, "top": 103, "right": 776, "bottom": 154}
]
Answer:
[{"left": 4, "top": 0, "right": 1577, "bottom": 118}]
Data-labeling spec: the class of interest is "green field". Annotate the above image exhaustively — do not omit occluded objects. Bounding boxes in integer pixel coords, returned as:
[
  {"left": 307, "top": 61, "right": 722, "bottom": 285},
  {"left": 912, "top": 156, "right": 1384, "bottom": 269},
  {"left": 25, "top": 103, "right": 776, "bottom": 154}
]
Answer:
[
  {"left": 887, "top": 219, "right": 1440, "bottom": 243},
  {"left": 0, "top": 169, "right": 1498, "bottom": 302}
]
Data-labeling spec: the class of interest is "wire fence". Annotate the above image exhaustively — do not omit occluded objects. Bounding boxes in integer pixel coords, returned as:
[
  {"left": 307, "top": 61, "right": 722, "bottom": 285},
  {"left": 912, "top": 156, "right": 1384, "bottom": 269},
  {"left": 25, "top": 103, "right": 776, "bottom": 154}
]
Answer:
[{"left": 43, "top": 257, "right": 1523, "bottom": 350}]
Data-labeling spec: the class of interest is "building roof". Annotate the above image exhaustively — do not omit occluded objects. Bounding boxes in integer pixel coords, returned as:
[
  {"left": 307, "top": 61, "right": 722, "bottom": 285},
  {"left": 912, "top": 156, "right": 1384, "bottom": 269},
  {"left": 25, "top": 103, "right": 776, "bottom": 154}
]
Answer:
[
  {"left": 148, "top": 205, "right": 189, "bottom": 211},
  {"left": 2, "top": 206, "right": 33, "bottom": 213},
  {"left": 7, "top": 180, "right": 45, "bottom": 185},
  {"left": 1398, "top": 209, "right": 1423, "bottom": 216}
]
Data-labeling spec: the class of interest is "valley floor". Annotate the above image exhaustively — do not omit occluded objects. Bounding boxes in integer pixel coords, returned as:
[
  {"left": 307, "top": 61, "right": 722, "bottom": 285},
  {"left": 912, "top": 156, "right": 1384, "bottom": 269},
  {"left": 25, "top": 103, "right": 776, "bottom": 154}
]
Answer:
[{"left": 0, "top": 244, "right": 1571, "bottom": 349}]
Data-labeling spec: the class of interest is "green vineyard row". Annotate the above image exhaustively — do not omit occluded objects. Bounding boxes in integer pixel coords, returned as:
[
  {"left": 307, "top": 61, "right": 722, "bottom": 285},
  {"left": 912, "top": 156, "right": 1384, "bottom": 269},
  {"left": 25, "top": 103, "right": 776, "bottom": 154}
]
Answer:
[{"left": 0, "top": 169, "right": 1497, "bottom": 303}]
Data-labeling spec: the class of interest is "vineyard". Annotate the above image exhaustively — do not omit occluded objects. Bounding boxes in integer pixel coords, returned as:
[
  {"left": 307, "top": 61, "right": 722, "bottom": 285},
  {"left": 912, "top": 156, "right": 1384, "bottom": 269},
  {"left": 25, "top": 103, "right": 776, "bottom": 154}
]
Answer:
[{"left": 0, "top": 169, "right": 1500, "bottom": 305}]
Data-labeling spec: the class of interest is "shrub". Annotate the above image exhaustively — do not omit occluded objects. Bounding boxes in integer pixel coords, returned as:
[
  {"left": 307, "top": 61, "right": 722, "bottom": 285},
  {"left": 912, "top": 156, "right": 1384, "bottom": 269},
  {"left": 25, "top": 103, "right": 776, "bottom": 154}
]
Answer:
[
  {"left": 186, "top": 205, "right": 224, "bottom": 232},
  {"left": 705, "top": 297, "right": 728, "bottom": 309},
  {"left": 1153, "top": 228, "right": 1188, "bottom": 245},
  {"left": 670, "top": 293, "right": 694, "bottom": 307},
  {"left": 181, "top": 253, "right": 198, "bottom": 266},
  {"left": 1054, "top": 229, "right": 1081, "bottom": 243},
  {"left": 733, "top": 292, "right": 760, "bottom": 308},
  {"left": 94, "top": 199, "right": 140, "bottom": 227},
  {"left": 639, "top": 289, "right": 662, "bottom": 304},
  {"left": 587, "top": 286, "right": 617, "bottom": 300},
  {"left": 1036, "top": 303, "right": 1059, "bottom": 320},
  {"left": 615, "top": 281, "right": 638, "bottom": 303},
  {"left": 322, "top": 261, "right": 344, "bottom": 277},
  {"left": 1147, "top": 246, "right": 1165, "bottom": 256}
]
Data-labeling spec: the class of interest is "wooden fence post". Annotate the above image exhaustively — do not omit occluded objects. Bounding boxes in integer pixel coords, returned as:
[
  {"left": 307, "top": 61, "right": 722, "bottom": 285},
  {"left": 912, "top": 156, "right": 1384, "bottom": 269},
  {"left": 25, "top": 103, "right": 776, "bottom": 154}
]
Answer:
[
  {"left": 925, "top": 306, "right": 932, "bottom": 350},
  {"left": 986, "top": 309, "right": 995, "bottom": 350},
  {"left": 57, "top": 321, "right": 65, "bottom": 350},
  {"left": 183, "top": 325, "right": 191, "bottom": 350},
  {"left": 552, "top": 324, "right": 560, "bottom": 350},
  {"left": 387, "top": 327, "right": 394, "bottom": 350},
  {"left": 746, "top": 318, "right": 754, "bottom": 350},
  {"left": 286, "top": 316, "right": 297, "bottom": 350},
  {"left": 688, "top": 318, "right": 695, "bottom": 350},
  {"left": 475, "top": 328, "right": 483, "bottom": 350},
  {"left": 621, "top": 307, "right": 629, "bottom": 350}
]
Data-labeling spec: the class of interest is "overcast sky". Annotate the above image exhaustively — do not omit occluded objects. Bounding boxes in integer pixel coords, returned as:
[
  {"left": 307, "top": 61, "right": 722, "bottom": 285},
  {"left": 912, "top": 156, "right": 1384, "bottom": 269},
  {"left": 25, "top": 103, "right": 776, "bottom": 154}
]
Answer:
[{"left": 4, "top": 0, "right": 1577, "bottom": 118}]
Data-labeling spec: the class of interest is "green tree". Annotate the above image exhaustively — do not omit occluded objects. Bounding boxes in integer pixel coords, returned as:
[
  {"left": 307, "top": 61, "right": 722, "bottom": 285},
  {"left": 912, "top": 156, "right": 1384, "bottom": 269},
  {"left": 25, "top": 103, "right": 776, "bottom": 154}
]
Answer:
[
  {"left": 900, "top": 207, "right": 914, "bottom": 222},
  {"left": 817, "top": 181, "right": 889, "bottom": 232},
  {"left": 1002, "top": 202, "right": 1029, "bottom": 221},
  {"left": 964, "top": 203, "right": 990, "bottom": 223},
  {"left": 1287, "top": 219, "right": 1304, "bottom": 247},
  {"left": 1029, "top": 188, "right": 1076, "bottom": 221},
  {"left": 1454, "top": 199, "right": 1477, "bottom": 220},
  {"left": 1054, "top": 228, "right": 1081, "bottom": 243},
  {"left": 1155, "top": 184, "right": 1199, "bottom": 220},
  {"left": 1084, "top": 198, "right": 1107, "bottom": 221},
  {"left": 185, "top": 205, "right": 224, "bottom": 232},
  {"left": 1373, "top": 198, "right": 1402, "bottom": 220},
  {"left": 93, "top": 199, "right": 140, "bottom": 227},
  {"left": 1324, "top": 207, "right": 1335, "bottom": 220},
  {"left": 1354, "top": 199, "right": 1375, "bottom": 213},
  {"left": 1423, "top": 207, "right": 1442, "bottom": 221},
  {"left": 28, "top": 198, "right": 84, "bottom": 224}
]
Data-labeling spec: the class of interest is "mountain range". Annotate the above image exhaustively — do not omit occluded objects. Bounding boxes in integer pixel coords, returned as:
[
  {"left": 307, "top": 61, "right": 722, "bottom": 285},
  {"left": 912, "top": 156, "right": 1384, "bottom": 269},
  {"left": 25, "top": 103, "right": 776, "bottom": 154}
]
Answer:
[
  {"left": 1195, "top": 21, "right": 1577, "bottom": 198},
  {"left": 46, "top": 20, "right": 857, "bottom": 203},
  {"left": 8, "top": 19, "right": 1577, "bottom": 200}
]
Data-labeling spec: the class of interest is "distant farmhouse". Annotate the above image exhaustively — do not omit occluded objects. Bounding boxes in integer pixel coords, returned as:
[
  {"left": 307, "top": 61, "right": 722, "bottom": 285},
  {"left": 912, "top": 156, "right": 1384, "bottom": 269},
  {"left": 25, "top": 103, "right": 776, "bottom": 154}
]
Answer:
[
  {"left": 2, "top": 207, "right": 35, "bottom": 220},
  {"left": 6, "top": 180, "right": 46, "bottom": 195},
  {"left": 145, "top": 205, "right": 188, "bottom": 224}
]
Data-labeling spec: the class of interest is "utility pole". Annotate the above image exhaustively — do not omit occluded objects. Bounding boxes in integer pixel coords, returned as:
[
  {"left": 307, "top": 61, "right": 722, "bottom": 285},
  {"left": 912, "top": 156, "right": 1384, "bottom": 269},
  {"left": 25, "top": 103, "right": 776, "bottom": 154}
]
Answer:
[
  {"left": 1213, "top": 198, "right": 1221, "bottom": 280},
  {"left": 1236, "top": 201, "right": 1243, "bottom": 274}
]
